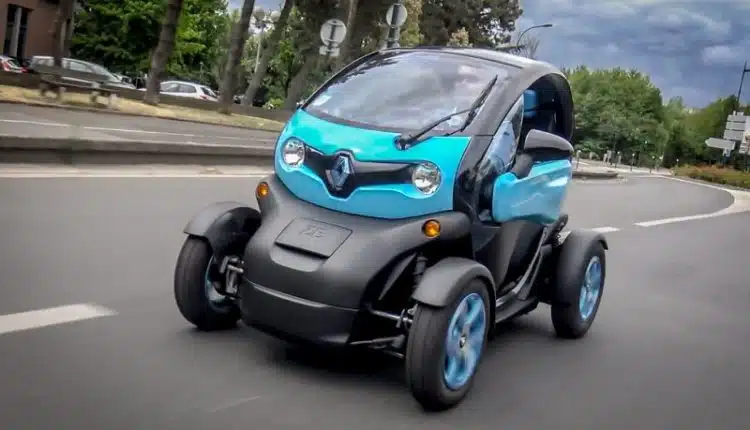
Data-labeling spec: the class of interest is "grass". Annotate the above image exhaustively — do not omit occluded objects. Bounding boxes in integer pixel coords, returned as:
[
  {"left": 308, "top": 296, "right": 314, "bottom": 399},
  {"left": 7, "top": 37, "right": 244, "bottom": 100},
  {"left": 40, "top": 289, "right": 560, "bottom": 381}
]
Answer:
[
  {"left": 674, "top": 165, "right": 750, "bottom": 189},
  {"left": 0, "top": 84, "right": 285, "bottom": 132}
]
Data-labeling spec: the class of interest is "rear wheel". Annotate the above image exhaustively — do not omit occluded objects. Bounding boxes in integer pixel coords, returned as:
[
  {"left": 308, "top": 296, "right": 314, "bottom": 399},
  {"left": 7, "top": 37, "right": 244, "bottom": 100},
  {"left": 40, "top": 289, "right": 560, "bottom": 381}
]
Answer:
[
  {"left": 174, "top": 236, "right": 240, "bottom": 331},
  {"left": 405, "top": 279, "right": 490, "bottom": 411}
]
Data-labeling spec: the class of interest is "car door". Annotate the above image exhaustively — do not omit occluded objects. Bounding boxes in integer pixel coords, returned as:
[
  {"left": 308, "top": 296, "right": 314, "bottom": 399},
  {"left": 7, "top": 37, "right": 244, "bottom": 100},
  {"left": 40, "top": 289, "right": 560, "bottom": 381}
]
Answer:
[
  {"left": 159, "top": 82, "right": 181, "bottom": 97},
  {"left": 62, "top": 59, "right": 94, "bottom": 86},
  {"left": 491, "top": 87, "right": 572, "bottom": 225},
  {"left": 177, "top": 83, "right": 199, "bottom": 99}
]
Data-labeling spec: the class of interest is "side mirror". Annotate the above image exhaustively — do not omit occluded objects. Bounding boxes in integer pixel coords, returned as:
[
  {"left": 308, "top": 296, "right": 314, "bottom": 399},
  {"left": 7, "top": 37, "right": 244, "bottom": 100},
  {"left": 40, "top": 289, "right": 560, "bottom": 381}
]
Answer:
[
  {"left": 523, "top": 129, "right": 574, "bottom": 159},
  {"left": 510, "top": 130, "right": 573, "bottom": 179}
]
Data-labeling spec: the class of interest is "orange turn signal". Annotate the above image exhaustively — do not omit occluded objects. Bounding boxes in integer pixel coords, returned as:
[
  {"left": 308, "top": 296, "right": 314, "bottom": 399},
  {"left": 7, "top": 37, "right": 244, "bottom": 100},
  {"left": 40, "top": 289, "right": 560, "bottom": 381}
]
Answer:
[
  {"left": 256, "top": 181, "right": 270, "bottom": 199},
  {"left": 422, "top": 219, "right": 441, "bottom": 238}
]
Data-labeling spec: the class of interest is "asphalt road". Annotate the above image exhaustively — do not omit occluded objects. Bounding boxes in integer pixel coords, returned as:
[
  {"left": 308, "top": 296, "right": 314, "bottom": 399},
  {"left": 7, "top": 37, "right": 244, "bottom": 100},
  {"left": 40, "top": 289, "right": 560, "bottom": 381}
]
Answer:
[
  {"left": 0, "top": 103, "right": 279, "bottom": 146},
  {"left": 1, "top": 172, "right": 749, "bottom": 430}
]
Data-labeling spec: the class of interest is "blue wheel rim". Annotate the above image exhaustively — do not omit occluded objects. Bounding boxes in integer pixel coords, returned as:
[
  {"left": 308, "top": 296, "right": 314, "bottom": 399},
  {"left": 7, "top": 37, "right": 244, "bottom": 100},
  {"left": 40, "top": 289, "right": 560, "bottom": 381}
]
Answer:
[
  {"left": 204, "top": 257, "right": 229, "bottom": 309},
  {"left": 444, "top": 292, "right": 487, "bottom": 390},
  {"left": 578, "top": 256, "right": 602, "bottom": 320}
]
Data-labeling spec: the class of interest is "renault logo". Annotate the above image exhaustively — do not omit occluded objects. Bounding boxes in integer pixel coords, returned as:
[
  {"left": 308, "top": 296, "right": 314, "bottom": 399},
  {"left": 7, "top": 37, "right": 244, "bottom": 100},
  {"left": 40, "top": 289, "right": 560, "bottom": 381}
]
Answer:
[{"left": 329, "top": 154, "right": 352, "bottom": 190}]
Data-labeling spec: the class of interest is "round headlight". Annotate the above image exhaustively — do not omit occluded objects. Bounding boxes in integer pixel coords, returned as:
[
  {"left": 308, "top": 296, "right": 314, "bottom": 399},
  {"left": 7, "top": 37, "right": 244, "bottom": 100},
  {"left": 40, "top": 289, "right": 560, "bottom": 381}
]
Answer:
[
  {"left": 412, "top": 162, "right": 441, "bottom": 195},
  {"left": 282, "top": 138, "right": 305, "bottom": 167}
]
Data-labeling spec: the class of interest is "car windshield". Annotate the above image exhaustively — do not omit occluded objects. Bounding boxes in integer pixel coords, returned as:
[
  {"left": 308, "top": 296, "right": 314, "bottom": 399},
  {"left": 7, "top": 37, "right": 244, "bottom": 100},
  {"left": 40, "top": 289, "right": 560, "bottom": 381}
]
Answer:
[
  {"left": 4, "top": 57, "right": 22, "bottom": 68},
  {"left": 85, "top": 61, "right": 120, "bottom": 82},
  {"left": 200, "top": 86, "right": 217, "bottom": 98},
  {"left": 305, "top": 51, "right": 517, "bottom": 131}
]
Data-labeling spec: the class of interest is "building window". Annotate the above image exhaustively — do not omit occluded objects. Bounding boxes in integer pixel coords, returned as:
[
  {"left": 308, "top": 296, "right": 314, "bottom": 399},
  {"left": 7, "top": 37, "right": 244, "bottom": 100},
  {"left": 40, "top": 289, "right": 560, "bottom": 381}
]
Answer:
[{"left": 3, "top": 4, "right": 31, "bottom": 57}]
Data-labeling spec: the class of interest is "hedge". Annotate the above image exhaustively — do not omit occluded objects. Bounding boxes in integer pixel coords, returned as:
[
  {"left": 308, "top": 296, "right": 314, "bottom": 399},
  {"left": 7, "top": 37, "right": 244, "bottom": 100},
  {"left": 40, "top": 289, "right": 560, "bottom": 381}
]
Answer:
[{"left": 674, "top": 165, "right": 750, "bottom": 189}]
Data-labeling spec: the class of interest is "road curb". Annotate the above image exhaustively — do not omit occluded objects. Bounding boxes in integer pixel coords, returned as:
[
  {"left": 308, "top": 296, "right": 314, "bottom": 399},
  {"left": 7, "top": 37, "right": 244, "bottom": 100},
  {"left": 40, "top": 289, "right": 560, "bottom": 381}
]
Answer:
[
  {"left": 0, "top": 100, "right": 284, "bottom": 133},
  {"left": 0, "top": 135, "right": 275, "bottom": 166},
  {"left": 572, "top": 169, "right": 619, "bottom": 179}
]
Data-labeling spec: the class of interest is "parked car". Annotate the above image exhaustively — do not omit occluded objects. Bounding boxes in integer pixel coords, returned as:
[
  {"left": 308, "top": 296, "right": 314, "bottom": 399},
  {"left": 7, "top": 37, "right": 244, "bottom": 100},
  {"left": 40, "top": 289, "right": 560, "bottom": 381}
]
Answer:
[
  {"left": 26, "top": 56, "right": 135, "bottom": 89},
  {"left": 150, "top": 80, "right": 219, "bottom": 101},
  {"left": 0, "top": 55, "right": 26, "bottom": 73}
]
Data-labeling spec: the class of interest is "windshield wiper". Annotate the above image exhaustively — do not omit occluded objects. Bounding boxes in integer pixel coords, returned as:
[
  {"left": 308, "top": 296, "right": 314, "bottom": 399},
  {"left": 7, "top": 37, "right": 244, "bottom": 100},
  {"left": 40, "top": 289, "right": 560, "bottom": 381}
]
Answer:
[{"left": 394, "top": 74, "right": 498, "bottom": 150}]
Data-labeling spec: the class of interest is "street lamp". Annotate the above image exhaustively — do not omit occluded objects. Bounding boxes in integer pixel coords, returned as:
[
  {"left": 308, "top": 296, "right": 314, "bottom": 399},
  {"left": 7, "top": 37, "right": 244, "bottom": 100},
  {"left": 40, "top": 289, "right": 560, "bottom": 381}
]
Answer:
[
  {"left": 517, "top": 23, "right": 553, "bottom": 44},
  {"left": 737, "top": 60, "right": 749, "bottom": 110},
  {"left": 253, "top": 9, "right": 281, "bottom": 74}
]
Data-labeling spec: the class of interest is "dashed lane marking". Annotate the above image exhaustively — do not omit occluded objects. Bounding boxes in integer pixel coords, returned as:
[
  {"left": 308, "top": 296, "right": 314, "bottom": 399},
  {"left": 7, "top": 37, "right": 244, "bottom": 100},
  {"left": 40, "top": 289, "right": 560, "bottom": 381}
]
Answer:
[{"left": 0, "top": 303, "right": 117, "bottom": 336}]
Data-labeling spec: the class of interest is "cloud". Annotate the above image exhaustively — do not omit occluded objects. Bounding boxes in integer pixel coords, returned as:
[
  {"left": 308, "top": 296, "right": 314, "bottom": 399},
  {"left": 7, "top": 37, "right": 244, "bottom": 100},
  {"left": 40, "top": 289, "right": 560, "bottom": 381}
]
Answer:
[{"left": 519, "top": 0, "right": 749, "bottom": 107}]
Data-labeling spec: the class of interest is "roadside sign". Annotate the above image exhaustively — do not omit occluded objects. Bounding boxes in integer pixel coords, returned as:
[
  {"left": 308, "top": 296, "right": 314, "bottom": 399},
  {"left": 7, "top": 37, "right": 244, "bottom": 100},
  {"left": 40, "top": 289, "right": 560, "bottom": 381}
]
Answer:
[
  {"left": 319, "top": 46, "right": 340, "bottom": 57},
  {"left": 385, "top": 3, "right": 408, "bottom": 27},
  {"left": 320, "top": 19, "right": 346, "bottom": 46},
  {"left": 705, "top": 137, "right": 735, "bottom": 150}
]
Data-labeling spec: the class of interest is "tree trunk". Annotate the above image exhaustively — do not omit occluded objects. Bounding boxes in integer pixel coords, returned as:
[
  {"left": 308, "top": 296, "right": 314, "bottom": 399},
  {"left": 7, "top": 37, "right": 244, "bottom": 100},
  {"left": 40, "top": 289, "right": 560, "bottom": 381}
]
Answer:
[
  {"left": 282, "top": 50, "right": 318, "bottom": 110},
  {"left": 218, "top": 0, "right": 256, "bottom": 114},
  {"left": 50, "top": 0, "right": 74, "bottom": 67},
  {"left": 242, "top": 0, "right": 294, "bottom": 106},
  {"left": 144, "top": 0, "right": 185, "bottom": 106},
  {"left": 333, "top": 0, "right": 358, "bottom": 70}
]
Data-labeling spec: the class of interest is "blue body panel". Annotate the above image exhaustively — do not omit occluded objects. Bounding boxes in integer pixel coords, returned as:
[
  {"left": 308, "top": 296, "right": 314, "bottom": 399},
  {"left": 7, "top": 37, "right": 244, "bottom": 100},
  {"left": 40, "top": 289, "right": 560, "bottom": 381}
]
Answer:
[
  {"left": 274, "top": 110, "right": 472, "bottom": 219},
  {"left": 491, "top": 159, "right": 573, "bottom": 225}
]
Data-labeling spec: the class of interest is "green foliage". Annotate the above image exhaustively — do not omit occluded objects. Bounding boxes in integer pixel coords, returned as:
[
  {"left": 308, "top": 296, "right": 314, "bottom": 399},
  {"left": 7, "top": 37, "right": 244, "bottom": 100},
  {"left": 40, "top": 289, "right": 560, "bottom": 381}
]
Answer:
[
  {"left": 71, "top": 0, "right": 164, "bottom": 74},
  {"left": 71, "top": 0, "right": 230, "bottom": 87},
  {"left": 674, "top": 165, "right": 750, "bottom": 189},
  {"left": 567, "top": 66, "right": 667, "bottom": 161},
  {"left": 420, "top": 0, "right": 521, "bottom": 46}
]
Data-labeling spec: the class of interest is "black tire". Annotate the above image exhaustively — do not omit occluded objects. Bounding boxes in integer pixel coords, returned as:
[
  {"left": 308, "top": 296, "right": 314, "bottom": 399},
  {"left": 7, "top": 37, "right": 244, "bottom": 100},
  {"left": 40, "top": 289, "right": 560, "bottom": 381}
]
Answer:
[
  {"left": 174, "top": 236, "right": 240, "bottom": 331},
  {"left": 551, "top": 240, "right": 606, "bottom": 339},
  {"left": 405, "top": 279, "right": 491, "bottom": 411}
]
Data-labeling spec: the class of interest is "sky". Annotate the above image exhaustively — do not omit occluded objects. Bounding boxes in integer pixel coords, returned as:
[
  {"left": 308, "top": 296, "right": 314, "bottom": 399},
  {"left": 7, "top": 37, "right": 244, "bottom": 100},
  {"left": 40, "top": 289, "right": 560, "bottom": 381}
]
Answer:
[{"left": 233, "top": 0, "right": 749, "bottom": 108}]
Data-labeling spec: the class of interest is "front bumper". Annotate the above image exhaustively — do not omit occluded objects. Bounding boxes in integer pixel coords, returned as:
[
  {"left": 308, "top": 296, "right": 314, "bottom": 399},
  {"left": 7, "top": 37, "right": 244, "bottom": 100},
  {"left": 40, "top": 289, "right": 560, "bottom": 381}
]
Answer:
[{"left": 238, "top": 175, "right": 470, "bottom": 345}]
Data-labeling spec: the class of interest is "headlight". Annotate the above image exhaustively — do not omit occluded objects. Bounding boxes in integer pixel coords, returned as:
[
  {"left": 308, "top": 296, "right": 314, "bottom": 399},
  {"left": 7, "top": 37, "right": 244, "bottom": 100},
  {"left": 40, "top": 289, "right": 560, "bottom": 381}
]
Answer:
[
  {"left": 412, "top": 162, "right": 441, "bottom": 195},
  {"left": 281, "top": 138, "right": 305, "bottom": 167}
]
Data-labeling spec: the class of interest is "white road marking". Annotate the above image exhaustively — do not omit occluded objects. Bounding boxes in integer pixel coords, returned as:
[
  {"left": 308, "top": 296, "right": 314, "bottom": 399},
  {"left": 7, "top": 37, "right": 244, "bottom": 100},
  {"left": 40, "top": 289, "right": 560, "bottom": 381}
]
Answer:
[
  {"left": 589, "top": 226, "right": 620, "bottom": 233},
  {"left": 0, "top": 119, "right": 68, "bottom": 127},
  {"left": 0, "top": 164, "right": 274, "bottom": 178},
  {"left": 0, "top": 303, "right": 117, "bottom": 336},
  {"left": 633, "top": 176, "right": 750, "bottom": 228},
  {"left": 0, "top": 172, "right": 273, "bottom": 178},
  {"left": 0, "top": 119, "right": 277, "bottom": 143},
  {"left": 207, "top": 396, "right": 262, "bottom": 413}
]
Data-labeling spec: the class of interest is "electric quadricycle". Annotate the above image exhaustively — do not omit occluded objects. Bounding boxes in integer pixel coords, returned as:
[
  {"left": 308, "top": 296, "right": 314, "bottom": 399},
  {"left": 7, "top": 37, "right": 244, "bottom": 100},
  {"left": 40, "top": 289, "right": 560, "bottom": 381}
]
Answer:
[{"left": 173, "top": 48, "right": 608, "bottom": 411}]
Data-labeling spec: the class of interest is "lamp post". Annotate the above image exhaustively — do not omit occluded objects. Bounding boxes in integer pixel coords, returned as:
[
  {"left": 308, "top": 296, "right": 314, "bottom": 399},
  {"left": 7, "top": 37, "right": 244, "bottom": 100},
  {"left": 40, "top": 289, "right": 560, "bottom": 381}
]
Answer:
[
  {"left": 737, "top": 60, "right": 749, "bottom": 110},
  {"left": 516, "top": 23, "right": 553, "bottom": 44},
  {"left": 252, "top": 9, "right": 281, "bottom": 74}
]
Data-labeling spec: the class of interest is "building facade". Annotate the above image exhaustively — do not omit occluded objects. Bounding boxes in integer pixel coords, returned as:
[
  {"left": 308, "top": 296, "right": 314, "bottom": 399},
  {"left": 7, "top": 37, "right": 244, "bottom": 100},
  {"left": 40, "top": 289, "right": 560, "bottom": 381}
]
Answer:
[{"left": 0, "top": 0, "right": 73, "bottom": 59}]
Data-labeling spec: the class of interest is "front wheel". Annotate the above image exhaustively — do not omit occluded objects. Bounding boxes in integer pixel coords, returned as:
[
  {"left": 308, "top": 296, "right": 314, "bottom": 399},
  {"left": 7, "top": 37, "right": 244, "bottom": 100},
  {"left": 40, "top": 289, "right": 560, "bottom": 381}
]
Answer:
[
  {"left": 174, "top": 236, "right": 240, "bottom": 331},
  {"left": 551, "top": 240, "right": 606, "bottom": 339},
  {"left": 405, "top": 279, "right": 490, "bottom": 411}
]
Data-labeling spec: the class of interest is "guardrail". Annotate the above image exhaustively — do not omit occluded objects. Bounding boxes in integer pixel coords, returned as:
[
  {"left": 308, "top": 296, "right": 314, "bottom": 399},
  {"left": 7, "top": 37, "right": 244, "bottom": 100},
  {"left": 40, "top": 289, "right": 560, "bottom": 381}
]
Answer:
[
  {"left": 0, "top": 135, "right": 619, "bottom": 180},
  {"left": 0, "top": 71, "right": 294, "bottom": 123}
]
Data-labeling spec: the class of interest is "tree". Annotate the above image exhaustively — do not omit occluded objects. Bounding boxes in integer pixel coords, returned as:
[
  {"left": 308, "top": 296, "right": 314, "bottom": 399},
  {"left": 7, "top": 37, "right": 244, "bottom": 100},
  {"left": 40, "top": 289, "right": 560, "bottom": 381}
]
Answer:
[
  {"left": 71, "top": 0, "right": 165, "bottom": 74},
  {"left": 420, "top": 0, "right": 522, "bottom": 47},
  {"left": 218, "top": 0, "right": 255, "bottom": 113},
  {"left": 50, "top": 0, "right": 75, "bottom": 66},
  {"left": 144, "top": 0, "right": 185, "bottom": 105},
  {"left": 170, "top": 0, "right": 231, "bottom": 86},
  {"left": 243, "top": 0, "right": 295, "bottom": 106},
  {"left": 447, "top": 27, "right": 471, "bottom": 47}
]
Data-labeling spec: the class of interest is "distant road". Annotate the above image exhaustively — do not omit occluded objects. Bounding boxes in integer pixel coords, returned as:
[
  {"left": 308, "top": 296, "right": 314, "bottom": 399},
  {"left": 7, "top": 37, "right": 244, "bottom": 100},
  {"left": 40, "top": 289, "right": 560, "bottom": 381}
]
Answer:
[{"left": 0, "top": 103, "right": 279, "bottom": 147}]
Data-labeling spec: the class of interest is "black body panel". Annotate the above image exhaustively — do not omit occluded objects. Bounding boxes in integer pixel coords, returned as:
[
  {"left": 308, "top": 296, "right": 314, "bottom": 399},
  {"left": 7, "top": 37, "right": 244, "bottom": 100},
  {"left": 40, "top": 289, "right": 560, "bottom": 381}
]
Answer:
[
  {"left": 239, "top": 175, "right": 471, "bottom": 344},
  {"left": 411, "top": 257, "right": 495, "bottom": 307},
  {"left": 183, "top": 201, "right": 261, "bottom": 262}
]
